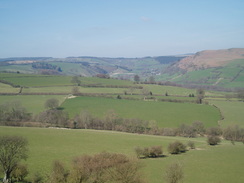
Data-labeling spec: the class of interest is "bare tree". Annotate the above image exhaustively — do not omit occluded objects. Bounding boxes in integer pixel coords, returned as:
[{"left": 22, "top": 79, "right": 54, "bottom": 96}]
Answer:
[
  {"left": 134, "top": 75, "right": 140, "bottom": 83},
  {"left": 72, "top": 86, "right": 80, "bottom": 95},
  {"left": 164, "top": 162, "right": 184, "bottom": 183},
  {"left": 196, "top": 88, "right": 205, "bottom": 104},
  {"left": 45, "top": 98, "right": 59, "bottom": 109},
  {"left": 0, "top": 101, "right": 30, "bottom": 123},
  {"left": 69, "top": 152, "right": 146, "bottom": 183},
  {"left": 237, "top": 89, "right": 244, "bottom": 101},
  {"left": 71, "top": 76, "right": 81, "bottom": 86},
  {"left": 49, "top": 160, "right": 69, "bottom": 183},
  {"left": 0, "top": 136, "right": 28, "bottom": 183}
]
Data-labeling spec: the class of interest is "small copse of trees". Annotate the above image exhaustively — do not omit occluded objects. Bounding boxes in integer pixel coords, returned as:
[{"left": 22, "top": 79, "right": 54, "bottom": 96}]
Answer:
[
  {"left": 168, "top": 141, "right": 187, "bottom": 154},
  {"left": 135, "top": 146, "right": 163, "bottom": 158}
]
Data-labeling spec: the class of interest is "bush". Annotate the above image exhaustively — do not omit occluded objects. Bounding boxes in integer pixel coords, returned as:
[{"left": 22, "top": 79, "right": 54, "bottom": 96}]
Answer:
[
  {"left": 207, "top": 136, "right": 221, "bottom": 145},
  {"left": 206, "top": 127, "right": 222, "bottom": 136},
  {"left": 164, "top": 162, "right": 184, "bottom": 183},
  {"left": 12, "top": 164, "right": 28, "bottom": 182},
  {"left": 69, "top": 152, "right": 145, "bottom": 183},
  {"left": 32, "top": 172, "right": 44, "bottom": 183},
  {"left": 149, "top": 146, "right": 163, "bottom": 158},
  {"left": 187, "top": 141, "right": 195, "bottom": 149},
  {"left": 178, "top": 124, "right": 196, "bottom": 138},
  {"left": 135, "top": 147, "right": 144, "bottom": 158},
  {"left": 223, "top": 125, "right": 244, "bottom": 143},
  {"left": 135, "top": 146, "right": 163, "bottom": 158},
  {"left": 168, "top": 141, "right": 187, "bottom": 154}
]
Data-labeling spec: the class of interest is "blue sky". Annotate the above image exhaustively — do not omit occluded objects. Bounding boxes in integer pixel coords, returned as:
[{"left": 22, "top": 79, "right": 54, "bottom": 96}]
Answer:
[{"left": 0, "top": 0, "right": 244, "bottom": 58}]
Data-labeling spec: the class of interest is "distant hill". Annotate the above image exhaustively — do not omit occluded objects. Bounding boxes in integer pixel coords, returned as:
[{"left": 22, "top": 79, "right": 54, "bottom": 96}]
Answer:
[
  {"left": 0, "top": 48, "right": 243, "bottom": 89},
  {"left": 161, "top": 48, "right": 244, "bottom": 89},
  {"left": 176, "top": 48, "right": 244, "bottom": 71},
  {"left": 0, "top": 55, "right": 184, "bottom": 79}
]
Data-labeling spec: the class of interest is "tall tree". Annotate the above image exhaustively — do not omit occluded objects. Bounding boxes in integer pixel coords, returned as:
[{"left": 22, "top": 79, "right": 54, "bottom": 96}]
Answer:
[
  {"left": 196, "top": 88, "right": 205, "bottom": 104},
  {"left": 71, "top": 76, "right": 81, "bottom": 86},
  {"left": 134, "top": 75, "right": 140, "bottom": 83},
  {"left": 0, "top": 136, "right": 28, "bottom": 183},
  {"left": 45, "top": 98, "right": 59, "bottom": 109}
]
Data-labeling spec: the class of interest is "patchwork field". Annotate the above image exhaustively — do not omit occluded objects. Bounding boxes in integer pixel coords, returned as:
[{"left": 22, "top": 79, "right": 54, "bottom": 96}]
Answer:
[
  {"left": 0, "top": 126, "right": 244, "bottom": 183},
  {"left": 0, "top": 73, "right": 243, "bottom": 183}
]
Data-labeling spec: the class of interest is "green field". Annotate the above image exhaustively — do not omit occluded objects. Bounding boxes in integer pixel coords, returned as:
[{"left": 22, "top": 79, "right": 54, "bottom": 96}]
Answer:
[
  {"left": 0, "top": 73, "right": 134, "bottom": 87},
  {"left": 0, "top": 72, "right": 244, "bottom": 183},
  {"left": 0, "top": 126, "right": 244, "bottom": 183},
  {"left": 21, "top": 86, "right": 137, "bottom": 94},
  {"left": 171, "top": 59, "right": 244, "bottom": 88},
  {"left": 0, "top": 95, "right": 66, "bottom": 114},
  {"left": 0, "top": 83, "right": 20, "bottom": 93},
  {"left": 62, "top": 96, "right": 221, "bottom": 128},
  {"left": 210, "top": 100, "right": 244, "bottom": 128}
]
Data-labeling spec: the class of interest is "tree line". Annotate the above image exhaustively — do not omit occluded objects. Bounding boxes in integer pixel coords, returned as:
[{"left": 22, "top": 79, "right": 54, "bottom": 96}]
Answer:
[{"left": 1, "top": 99, "right": 244, "bottom": 144}]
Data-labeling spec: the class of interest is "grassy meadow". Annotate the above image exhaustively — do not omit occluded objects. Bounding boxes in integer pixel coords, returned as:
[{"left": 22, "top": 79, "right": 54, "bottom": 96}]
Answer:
[
  {"left": 62, "top": 96, "right": 220, "bottom": 128},
  {"left": 0, "top": 126, "right": 244, "bottom": 183},
  {"left": 0, "top": 95, "right": 66, "bottom": 114},
  {"left": 210, "top": 100, "right": 244, "bottom": 128},
  {"left": 0, "top": 73, "right": 244, "bottom": 182},
  {"left": 0, "top": 83, "right": 20, "bottom": 93}
]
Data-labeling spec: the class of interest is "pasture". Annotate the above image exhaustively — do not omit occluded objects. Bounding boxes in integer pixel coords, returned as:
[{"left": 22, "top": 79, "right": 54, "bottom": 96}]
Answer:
[
  {"left": 210, "top": 100, "right": 244, "bottom": 128},
  {"left": 0, "top": 95, "right": 66, "bottom": 114},
  {"left": 62, "top": 96, "right": 220, "bottom": 128},
  {"left": 0, "top": 73, "right": 134, "bottom": 87},
  {"left": 0, "top": 83, "right": 19, "bottom": 93},
  {"left": 0, "top": 126, "right": 244, "bottom": 183}
]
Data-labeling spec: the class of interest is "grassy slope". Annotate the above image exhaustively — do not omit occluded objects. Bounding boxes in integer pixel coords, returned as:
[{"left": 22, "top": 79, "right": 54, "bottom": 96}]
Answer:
[
  {"left": 0, "top": 126, "right": 244, "bottom": 183},
  {"left": 62, "top": 96, "right": 220, "bottom": 128},
  {"left": 209, "top": 100, "right": 244, "bottom": 128},
  {"left": 172, "top": 59, "right": 244, "bottom": 88}
]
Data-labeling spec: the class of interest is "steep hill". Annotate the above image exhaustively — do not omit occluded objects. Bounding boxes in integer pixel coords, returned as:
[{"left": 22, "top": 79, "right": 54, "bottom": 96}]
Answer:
[
  {"left": 161, "top": 48, "right": 244, "bottom": 89},
  {"left": 176, "top": 48, "right": 244, "bottom": 71}
]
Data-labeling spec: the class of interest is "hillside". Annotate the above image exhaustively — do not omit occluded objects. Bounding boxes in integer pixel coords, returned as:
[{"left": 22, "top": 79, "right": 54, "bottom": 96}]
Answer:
[
  {"left": 175, "top": 48, "right": 244, "bottom": 71},
  {"left": 161, "top": 48, "right": 244, "bottom": 88},
  {"left": 0, "top": 56, "right": 184, "bottom": 80},
  {"left": 0, "top": 48, "right": 243, "bottom": 89}
]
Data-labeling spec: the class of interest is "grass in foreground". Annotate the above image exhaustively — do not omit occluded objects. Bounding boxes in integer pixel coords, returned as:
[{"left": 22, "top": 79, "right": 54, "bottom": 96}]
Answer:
[{"left": 0, "top": 126, "right": 244, "bottom": 183}]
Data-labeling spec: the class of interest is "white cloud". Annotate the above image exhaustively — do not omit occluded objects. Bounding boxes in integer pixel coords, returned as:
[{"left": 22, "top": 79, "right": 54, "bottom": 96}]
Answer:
[{"left": 140, "top": 16, "right": 151, "bottom": 22}]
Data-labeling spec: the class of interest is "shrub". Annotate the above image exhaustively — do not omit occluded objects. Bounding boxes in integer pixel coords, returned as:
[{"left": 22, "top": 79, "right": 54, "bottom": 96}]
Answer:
[
  {"left": 206, "top": 127, "right": 222, "bottom": 136},
  {"left": 69, "top": 152, "right": 145, "bottom": 183},
  {"left": 149, "top": 146, "right": 163, "bottom": 158},
  {"left": 207, "top": 136, "right": 221, "bottom": 145},
  {"left": 187, "top": 141, "right": 195, "bottom": 149},
  {"left": 168, "top": 141, "right": 187, "bottom": 154},
  {"left": 223, "top": 125, "right": 244, "bottom": 143},
  {"left": 134, "top": 147, "right": 144, "bottom": 158},
  {"left": 12, "top": 164, "right": 28, "bottom": 182},
  {"left": 178, "top": 124, "right": 196, "bottom": 138},
  {"left": 135, "top": 146, "right": 163, "bottom": 158},
  {"left": 164, "top": 162, "right": 184, "bottom": 183},
  {"left": 32, "top": 172, "right": 44, "bottom": 183}
]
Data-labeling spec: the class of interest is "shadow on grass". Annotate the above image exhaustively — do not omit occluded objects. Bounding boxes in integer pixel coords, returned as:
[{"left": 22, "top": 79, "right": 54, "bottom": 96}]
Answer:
[{"left": 139, "top": 154, "right": 168, "bottom": 159}]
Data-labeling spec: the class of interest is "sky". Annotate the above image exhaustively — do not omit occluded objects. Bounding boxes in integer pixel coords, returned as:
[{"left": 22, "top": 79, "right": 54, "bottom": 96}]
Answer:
[{"left": 0, "top": 0, "right": 244, "bottom": 58}]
